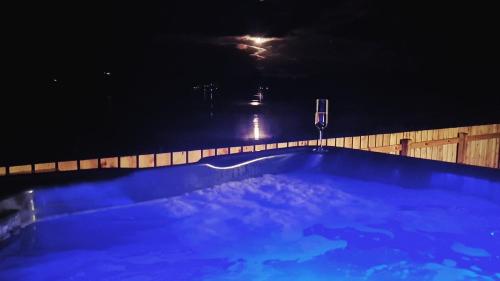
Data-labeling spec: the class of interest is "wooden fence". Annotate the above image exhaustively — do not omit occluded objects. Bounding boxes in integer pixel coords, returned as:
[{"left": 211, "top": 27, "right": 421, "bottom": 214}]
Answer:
[{"left": 1, "top": 123, "right": 499, "bottom": 176}]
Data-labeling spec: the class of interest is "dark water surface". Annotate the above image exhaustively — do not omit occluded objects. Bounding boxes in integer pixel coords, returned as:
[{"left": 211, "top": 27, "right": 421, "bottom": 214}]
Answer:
[{"left": 1, "top": 90, "right": 498, "bottom": 166}]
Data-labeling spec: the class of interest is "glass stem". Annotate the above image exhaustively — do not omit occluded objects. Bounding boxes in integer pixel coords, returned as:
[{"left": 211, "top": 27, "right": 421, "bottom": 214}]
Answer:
[{"left": 318, "top": 129, "right": 323, "bottom": 149}]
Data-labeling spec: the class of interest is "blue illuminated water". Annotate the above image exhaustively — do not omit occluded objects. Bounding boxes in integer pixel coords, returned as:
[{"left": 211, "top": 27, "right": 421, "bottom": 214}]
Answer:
[{"left": 1, "top": 172, "right": 500, "bottom": 280}]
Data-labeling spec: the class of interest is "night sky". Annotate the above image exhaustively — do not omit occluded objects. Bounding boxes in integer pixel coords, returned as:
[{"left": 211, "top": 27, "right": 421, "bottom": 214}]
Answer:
[{"left": 2, "top": 0, "right": 499, "bottom": 164}]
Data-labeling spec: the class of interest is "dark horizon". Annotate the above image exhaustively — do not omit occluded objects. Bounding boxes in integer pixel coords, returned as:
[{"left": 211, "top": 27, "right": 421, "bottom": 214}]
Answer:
[
  {"left": 6, "top": 1, "right": 499, "bottom": 94},
  {"left": 1, "top": 0, "right": 499, "bottom": 165}
]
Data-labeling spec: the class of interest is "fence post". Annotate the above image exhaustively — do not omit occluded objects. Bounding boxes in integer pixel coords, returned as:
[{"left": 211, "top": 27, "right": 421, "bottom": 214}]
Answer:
[
  {"left": 456, "top": 132, "right": 468, "bottom": 164},
  {"left": 400, "top": 139, "right": 411, "bottom": 156},
  {"left": 498, "top": 140, "right": 500, "bottom": 169}
]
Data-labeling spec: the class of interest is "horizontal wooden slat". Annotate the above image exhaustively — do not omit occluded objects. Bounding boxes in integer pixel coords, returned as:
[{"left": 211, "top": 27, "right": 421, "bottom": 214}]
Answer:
[
  {"left": 298, "top": 140, "right": 308, "bottom": 146},
  {"left": 230, "top": 146, "right": 242, "bottom": 154},
  {"left": 34, "top": 162, "right": 57, "bottom": 173},
  {"left": 80, "top": 159, "right": 98, "bottom": 170},
  {"left": 410, "top": 138, "right": 459, "bottom": 149},
  {"left": 360, "top": 135, "right": 368, "bottom": 150},
  {"left": 202, "top": 149, "right": 216, "bottom": 158},
  {"left": 336, "top": 137, "right": 344, "bottom": 148},
  {"left": 8, "top": 164, "right": 32, "bottom": 175},
  {"left": 100, "top": 157, "right": 118, "bottom": 168},
  {"left": 58, "top": 160, "right": 78, "bottom": 171},
  {"left": 119, "top": 156, "right": 137, "bottom": 168},
  {"left": 376, "top": 134, "right": 384, "bottom": 147},
  {"left": 466, "top": 132, "right": 500, "bottom": 142},
  {"left": 139, "top": 154, "right": 155, "bottom": 168},
  {"left": 327, "top": 138, "right": 335, "bottom": 147},
  {"left": 242, "top": 145, "right": 254, "bottom": 152},
  {"left": 255, "top": 144, "right": 266, "bottom": 151},
  {"left": 353, "top": 136, "right": 361, "bottom": 149},
  {"left": 172, "top": 151, "right": 187, "bottom": 165},
  {"left": 345, "top": 137, "right": 353, "bottom": 148},
  {"left": 216, "top": 148, "right": 229, "bottom": 155},
  {"left": 156, "top": 153, "right": 171, "bottom": 167},
  {"left": 188, "top": 150, "right": 202, "bottom": 164},
  {"left": 368, "top": 144, "right": 402, "bottom": 153},
  {"left": 266, "top": 143, "right": 277, "bottom": 150},
  {"left": 368, "top": 135, "right": 376, "bottom": 148}
]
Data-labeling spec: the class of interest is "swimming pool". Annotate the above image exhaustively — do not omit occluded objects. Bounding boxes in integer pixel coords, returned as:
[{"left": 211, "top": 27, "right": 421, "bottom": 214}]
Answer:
[{"left": 1, "top": 148, "right": 499, "bottom": 280}]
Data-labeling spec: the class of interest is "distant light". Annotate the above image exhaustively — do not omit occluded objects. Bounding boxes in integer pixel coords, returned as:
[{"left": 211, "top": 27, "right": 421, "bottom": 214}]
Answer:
[
  {"left": 104, "top": 72, "right": 111, "bottom": 76},
  {"left": 253, "top": 115, "right": 260, "bottom": 140},
  {"left": 52, "top": 78, "right": 58, "bottom": 82},
  {"left": 254, "top": 127, "right": 260, "bottom": 140},
  {"left": 249, "top": 100, "right": 261, "bottom": 106}
]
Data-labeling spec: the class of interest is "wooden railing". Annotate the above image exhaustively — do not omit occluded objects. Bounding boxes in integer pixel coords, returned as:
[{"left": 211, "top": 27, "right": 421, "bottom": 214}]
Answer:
[{"left": 1, "top": 123, "right": 499, "bottom": 176}]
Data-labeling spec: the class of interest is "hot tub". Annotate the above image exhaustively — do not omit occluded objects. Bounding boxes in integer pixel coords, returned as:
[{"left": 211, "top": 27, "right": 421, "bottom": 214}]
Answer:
[{"left": 1, "top": 148, "right": 499, "bottom": 280}]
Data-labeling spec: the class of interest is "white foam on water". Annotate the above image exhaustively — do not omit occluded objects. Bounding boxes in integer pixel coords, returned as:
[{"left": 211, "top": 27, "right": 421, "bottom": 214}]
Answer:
[
  {"left": 423, "top": 260, "right": 495, "bottom": 281},
  {"left": 452, "top": 243, "right": 491, "bottom": 257}
]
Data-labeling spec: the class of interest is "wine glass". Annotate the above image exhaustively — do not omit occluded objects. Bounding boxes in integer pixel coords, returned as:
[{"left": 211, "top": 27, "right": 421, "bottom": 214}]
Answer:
[{"left": 314, "top": 99, "right": 329, "bottom": 151}]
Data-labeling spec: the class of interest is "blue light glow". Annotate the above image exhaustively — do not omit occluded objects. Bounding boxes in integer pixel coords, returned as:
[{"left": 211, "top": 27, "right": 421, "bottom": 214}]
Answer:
[{"left": 1, "top": 155, "right": 499, "bottom": 280}]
